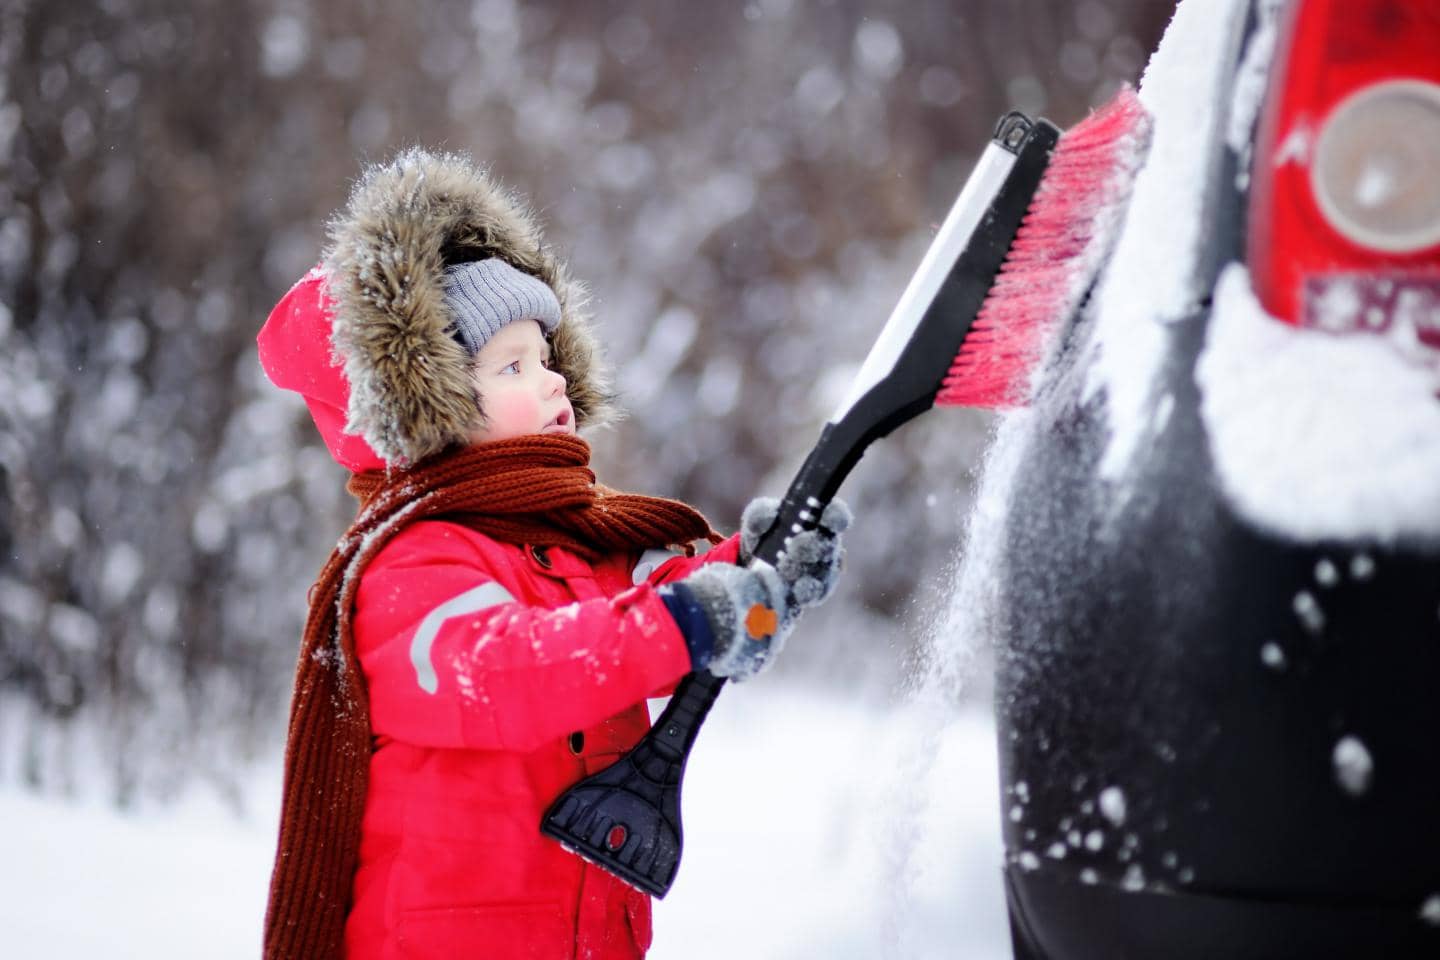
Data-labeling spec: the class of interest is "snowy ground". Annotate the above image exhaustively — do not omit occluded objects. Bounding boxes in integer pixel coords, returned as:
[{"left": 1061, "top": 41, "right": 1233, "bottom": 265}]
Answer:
[{"left": 0, "top": 688, "right": 1008, "bottom": 959}]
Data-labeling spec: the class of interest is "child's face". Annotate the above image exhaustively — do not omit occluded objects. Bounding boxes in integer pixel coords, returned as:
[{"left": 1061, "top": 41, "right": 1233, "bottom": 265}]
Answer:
[{"left": 467, "top": 319, "right": 574, "bottom": 443}]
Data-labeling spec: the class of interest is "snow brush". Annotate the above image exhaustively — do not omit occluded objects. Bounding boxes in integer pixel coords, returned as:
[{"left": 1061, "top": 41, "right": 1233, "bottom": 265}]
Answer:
[{"left": 542, "top": 88, "right": 1152, "bottom": 897}]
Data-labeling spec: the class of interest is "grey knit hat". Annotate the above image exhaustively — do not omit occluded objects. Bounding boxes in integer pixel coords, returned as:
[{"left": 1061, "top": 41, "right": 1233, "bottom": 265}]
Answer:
[{"left": 441, "top": 257, "right": 563, "bottom": 356}]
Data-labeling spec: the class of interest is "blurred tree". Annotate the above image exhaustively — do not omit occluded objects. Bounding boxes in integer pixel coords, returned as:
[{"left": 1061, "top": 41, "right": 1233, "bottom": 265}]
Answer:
[{"left": 0, "top": 0, "right": 1171, "bottom": 804}]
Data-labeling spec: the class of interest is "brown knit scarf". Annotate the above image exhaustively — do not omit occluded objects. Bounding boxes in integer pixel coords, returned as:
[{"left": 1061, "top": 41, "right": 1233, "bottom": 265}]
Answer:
[{"left": 263, "top": 434, "right": 719, "bottom": 959}]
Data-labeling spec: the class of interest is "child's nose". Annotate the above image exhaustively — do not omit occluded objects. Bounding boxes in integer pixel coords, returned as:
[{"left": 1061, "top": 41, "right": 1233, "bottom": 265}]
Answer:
[{"left": 546, "top": 366, "right": 567, "bottom": 396}]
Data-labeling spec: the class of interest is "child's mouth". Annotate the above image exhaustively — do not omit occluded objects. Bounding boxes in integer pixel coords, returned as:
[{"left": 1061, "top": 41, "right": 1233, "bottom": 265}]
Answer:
[{"left": 545, "top": 408, "right": 573, "bottom": 433}]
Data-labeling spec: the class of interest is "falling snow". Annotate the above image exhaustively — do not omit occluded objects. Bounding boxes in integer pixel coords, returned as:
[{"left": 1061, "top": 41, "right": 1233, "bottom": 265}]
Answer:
[
  {"left": 1333, "top": 735, "right": 1374, "bottom": 796},
  {"left": 1098, "top": 786, "right": 1127, "bottom": 827},
  {"left": 1292, "top": 591, "right": 1325, "bottom": 635},
  {"left": 1259, "top": 642, "right": 1287, "bottom": 671}
]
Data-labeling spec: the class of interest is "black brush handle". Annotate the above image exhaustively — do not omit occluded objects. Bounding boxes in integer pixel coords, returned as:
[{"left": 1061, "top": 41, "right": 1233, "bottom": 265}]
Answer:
[
  {"left": 645, "top": 667, "right": 726, "bottom": 768},
  {"left": 646, "top": 418, "right": 858, "bottom": 766},
  {"left": 649, "top": 414, "right": 864, "bottom": 766},
  {"left": 542, "top": 112, "right": 1061, "bottom": 896}
]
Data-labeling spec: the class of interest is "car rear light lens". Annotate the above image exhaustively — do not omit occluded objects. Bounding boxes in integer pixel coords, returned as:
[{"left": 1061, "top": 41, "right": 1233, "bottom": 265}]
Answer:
[
  {"left": 1310, "top": 80, "right": 1440, "bottom": 254},
  {"left": 1247, "top": 0, "right": 1440, "bottom": 328}
]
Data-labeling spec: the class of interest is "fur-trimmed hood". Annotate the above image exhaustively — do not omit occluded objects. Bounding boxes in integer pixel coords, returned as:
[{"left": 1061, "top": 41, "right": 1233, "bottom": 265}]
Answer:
[{"left": 258, "top": 148, "right": 614, "bottom": 471}]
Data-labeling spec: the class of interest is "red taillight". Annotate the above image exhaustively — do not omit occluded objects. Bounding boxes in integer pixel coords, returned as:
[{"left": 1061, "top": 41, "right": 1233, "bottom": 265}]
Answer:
[{"left": 1247, "top": 0, "right": 1440, "bottom": 325}]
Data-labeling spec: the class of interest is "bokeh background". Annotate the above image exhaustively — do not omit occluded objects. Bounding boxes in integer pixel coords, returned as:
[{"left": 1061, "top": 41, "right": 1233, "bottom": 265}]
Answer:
[{"left": 0, "top": 0, "right": 1170, "bottom": 809}]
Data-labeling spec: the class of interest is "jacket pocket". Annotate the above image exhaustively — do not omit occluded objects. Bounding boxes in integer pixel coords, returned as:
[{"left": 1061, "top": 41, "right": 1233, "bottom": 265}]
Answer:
[{"left": 397, "top": 901, "right": 570, "bottom": 959}]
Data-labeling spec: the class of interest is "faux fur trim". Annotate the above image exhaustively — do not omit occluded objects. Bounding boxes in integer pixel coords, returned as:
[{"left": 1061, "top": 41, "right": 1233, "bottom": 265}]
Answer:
[{"left": 322, "top": 147, "right": 615, "bottom": 467}]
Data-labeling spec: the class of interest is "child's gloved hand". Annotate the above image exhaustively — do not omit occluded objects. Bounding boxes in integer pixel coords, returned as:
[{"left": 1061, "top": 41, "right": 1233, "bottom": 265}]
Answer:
[
  {"left": 658, "top": 562, "right": 796, "bottom": 681},
  {"left": 738, "top": 496, "right": 852, "bottom": 608}
]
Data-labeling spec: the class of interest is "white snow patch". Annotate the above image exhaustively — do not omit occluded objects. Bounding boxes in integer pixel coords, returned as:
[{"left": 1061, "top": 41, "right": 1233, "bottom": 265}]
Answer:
[
  {"left": 1151, "top": 392, "right": 1175, "bottom": 434},
  {"left": 1225, "top": 0, "right": 1285, "bottom": 188},
  {"left": 1332, "top": 735, "right": 1374, "bottom": 796},
  {"left": 142, "top": 585, "right": 179, "bottom": 639},
  {"left": 1197, "top": 264, "right": 1440, "bottom": 542},
  {"left": 100, "top": 541, "right": 143, "bottom": 601},
  {"left": 795, "top": 65, "right": 844, "bottom": 115},
  {"left": 622, "top": 306, "right": 698, "bottom": 404},
  {"left": 48, "top": 603, "right": 100, "bottom": 653},
  {"left": 214, "top": 454, "right": 295, "bottom": 506},
  {"left": 1, "top": 690, "right": 1005, "bottom": 960},
  {"left": 191, "top": 499, "right": 229, "bottom": 552},
  {"left": 1308, "top": 277, "right": 1363, "bottom": 332},
  {"left": 260, "top": 14, "right": 310, "bottom": 77},
  {"left": 1098, "top": 785, "right": 1127, "bottom": 826},
  {"left": 1259, "top": 641, "right": 1287, "bottom": 671},
  {"left": 1274, "top": 124, "right": 1311, "bottom": 165},
  {"left": 0, "top": 772, "right": 279, "bottom": 958},
  {"left": 1089, "top": 0, "right": 1250, "bottom": 479},
  {"left": 0, "top": 576, "right": 44, "bottom": 627},
  {"left": 1420, "top": 894, "right": 1440, "bottom": 926},
  {"left": 1292, "top": 590, "right": 1325, "bottom": 635},
  {"left": 854, "top": 20, "right": 903, "bottom": 80}
]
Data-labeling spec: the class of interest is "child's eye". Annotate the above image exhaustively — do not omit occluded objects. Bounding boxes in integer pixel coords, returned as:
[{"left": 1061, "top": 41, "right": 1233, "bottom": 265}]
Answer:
[{"left": 501, "top": 361, "right": 520, "bottom": 375}]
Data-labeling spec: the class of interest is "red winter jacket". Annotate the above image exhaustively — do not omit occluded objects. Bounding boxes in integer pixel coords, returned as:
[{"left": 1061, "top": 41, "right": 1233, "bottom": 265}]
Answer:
[{"left": 343, "top": 522, "right": 738, "bottom": 960}]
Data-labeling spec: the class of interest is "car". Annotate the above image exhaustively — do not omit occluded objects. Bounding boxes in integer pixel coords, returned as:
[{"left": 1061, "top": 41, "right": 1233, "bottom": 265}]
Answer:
[{"left": 977, "top": 0, "right": 1440, "bottom": 956}]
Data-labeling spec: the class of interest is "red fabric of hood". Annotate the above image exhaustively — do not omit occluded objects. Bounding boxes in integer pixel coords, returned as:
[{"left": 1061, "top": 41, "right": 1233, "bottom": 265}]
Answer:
[{"left": 257, "top": 268, "right": 387, "bottom": 473}]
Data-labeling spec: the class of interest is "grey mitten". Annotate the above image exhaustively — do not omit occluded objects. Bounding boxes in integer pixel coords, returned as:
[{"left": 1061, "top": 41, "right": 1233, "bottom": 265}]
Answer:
[
  {"left": 658, "top": 561, "right": 797, "bottom": 682},
  {"left": 739, "top": 496, "right": 852, "bottom": 607}
]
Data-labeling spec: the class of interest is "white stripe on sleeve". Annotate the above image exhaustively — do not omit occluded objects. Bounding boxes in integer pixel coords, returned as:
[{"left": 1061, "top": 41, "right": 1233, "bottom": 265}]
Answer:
[
  {"left": 632, "top": 547, "right": 682, "bottom": 585},
  {"left": 409, "top": 582, "right": 517, "bottom": 694}
]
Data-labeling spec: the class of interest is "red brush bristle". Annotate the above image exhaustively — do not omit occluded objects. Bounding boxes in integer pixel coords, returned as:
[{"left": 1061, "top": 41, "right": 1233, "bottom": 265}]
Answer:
[{"left": 936, "top": 86, "right": 1153, "bottom": 409}]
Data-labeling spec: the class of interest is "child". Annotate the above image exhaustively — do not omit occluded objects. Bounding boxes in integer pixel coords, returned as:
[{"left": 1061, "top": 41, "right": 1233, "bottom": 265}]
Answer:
[{"left": 256, "top": 148, "right": 850, "bottom": 960}]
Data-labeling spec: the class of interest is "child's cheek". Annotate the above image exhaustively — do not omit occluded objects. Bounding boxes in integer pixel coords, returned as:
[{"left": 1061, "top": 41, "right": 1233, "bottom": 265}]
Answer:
[{"left": 487, "top": 387, "right": 544, "bottom": 438}]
